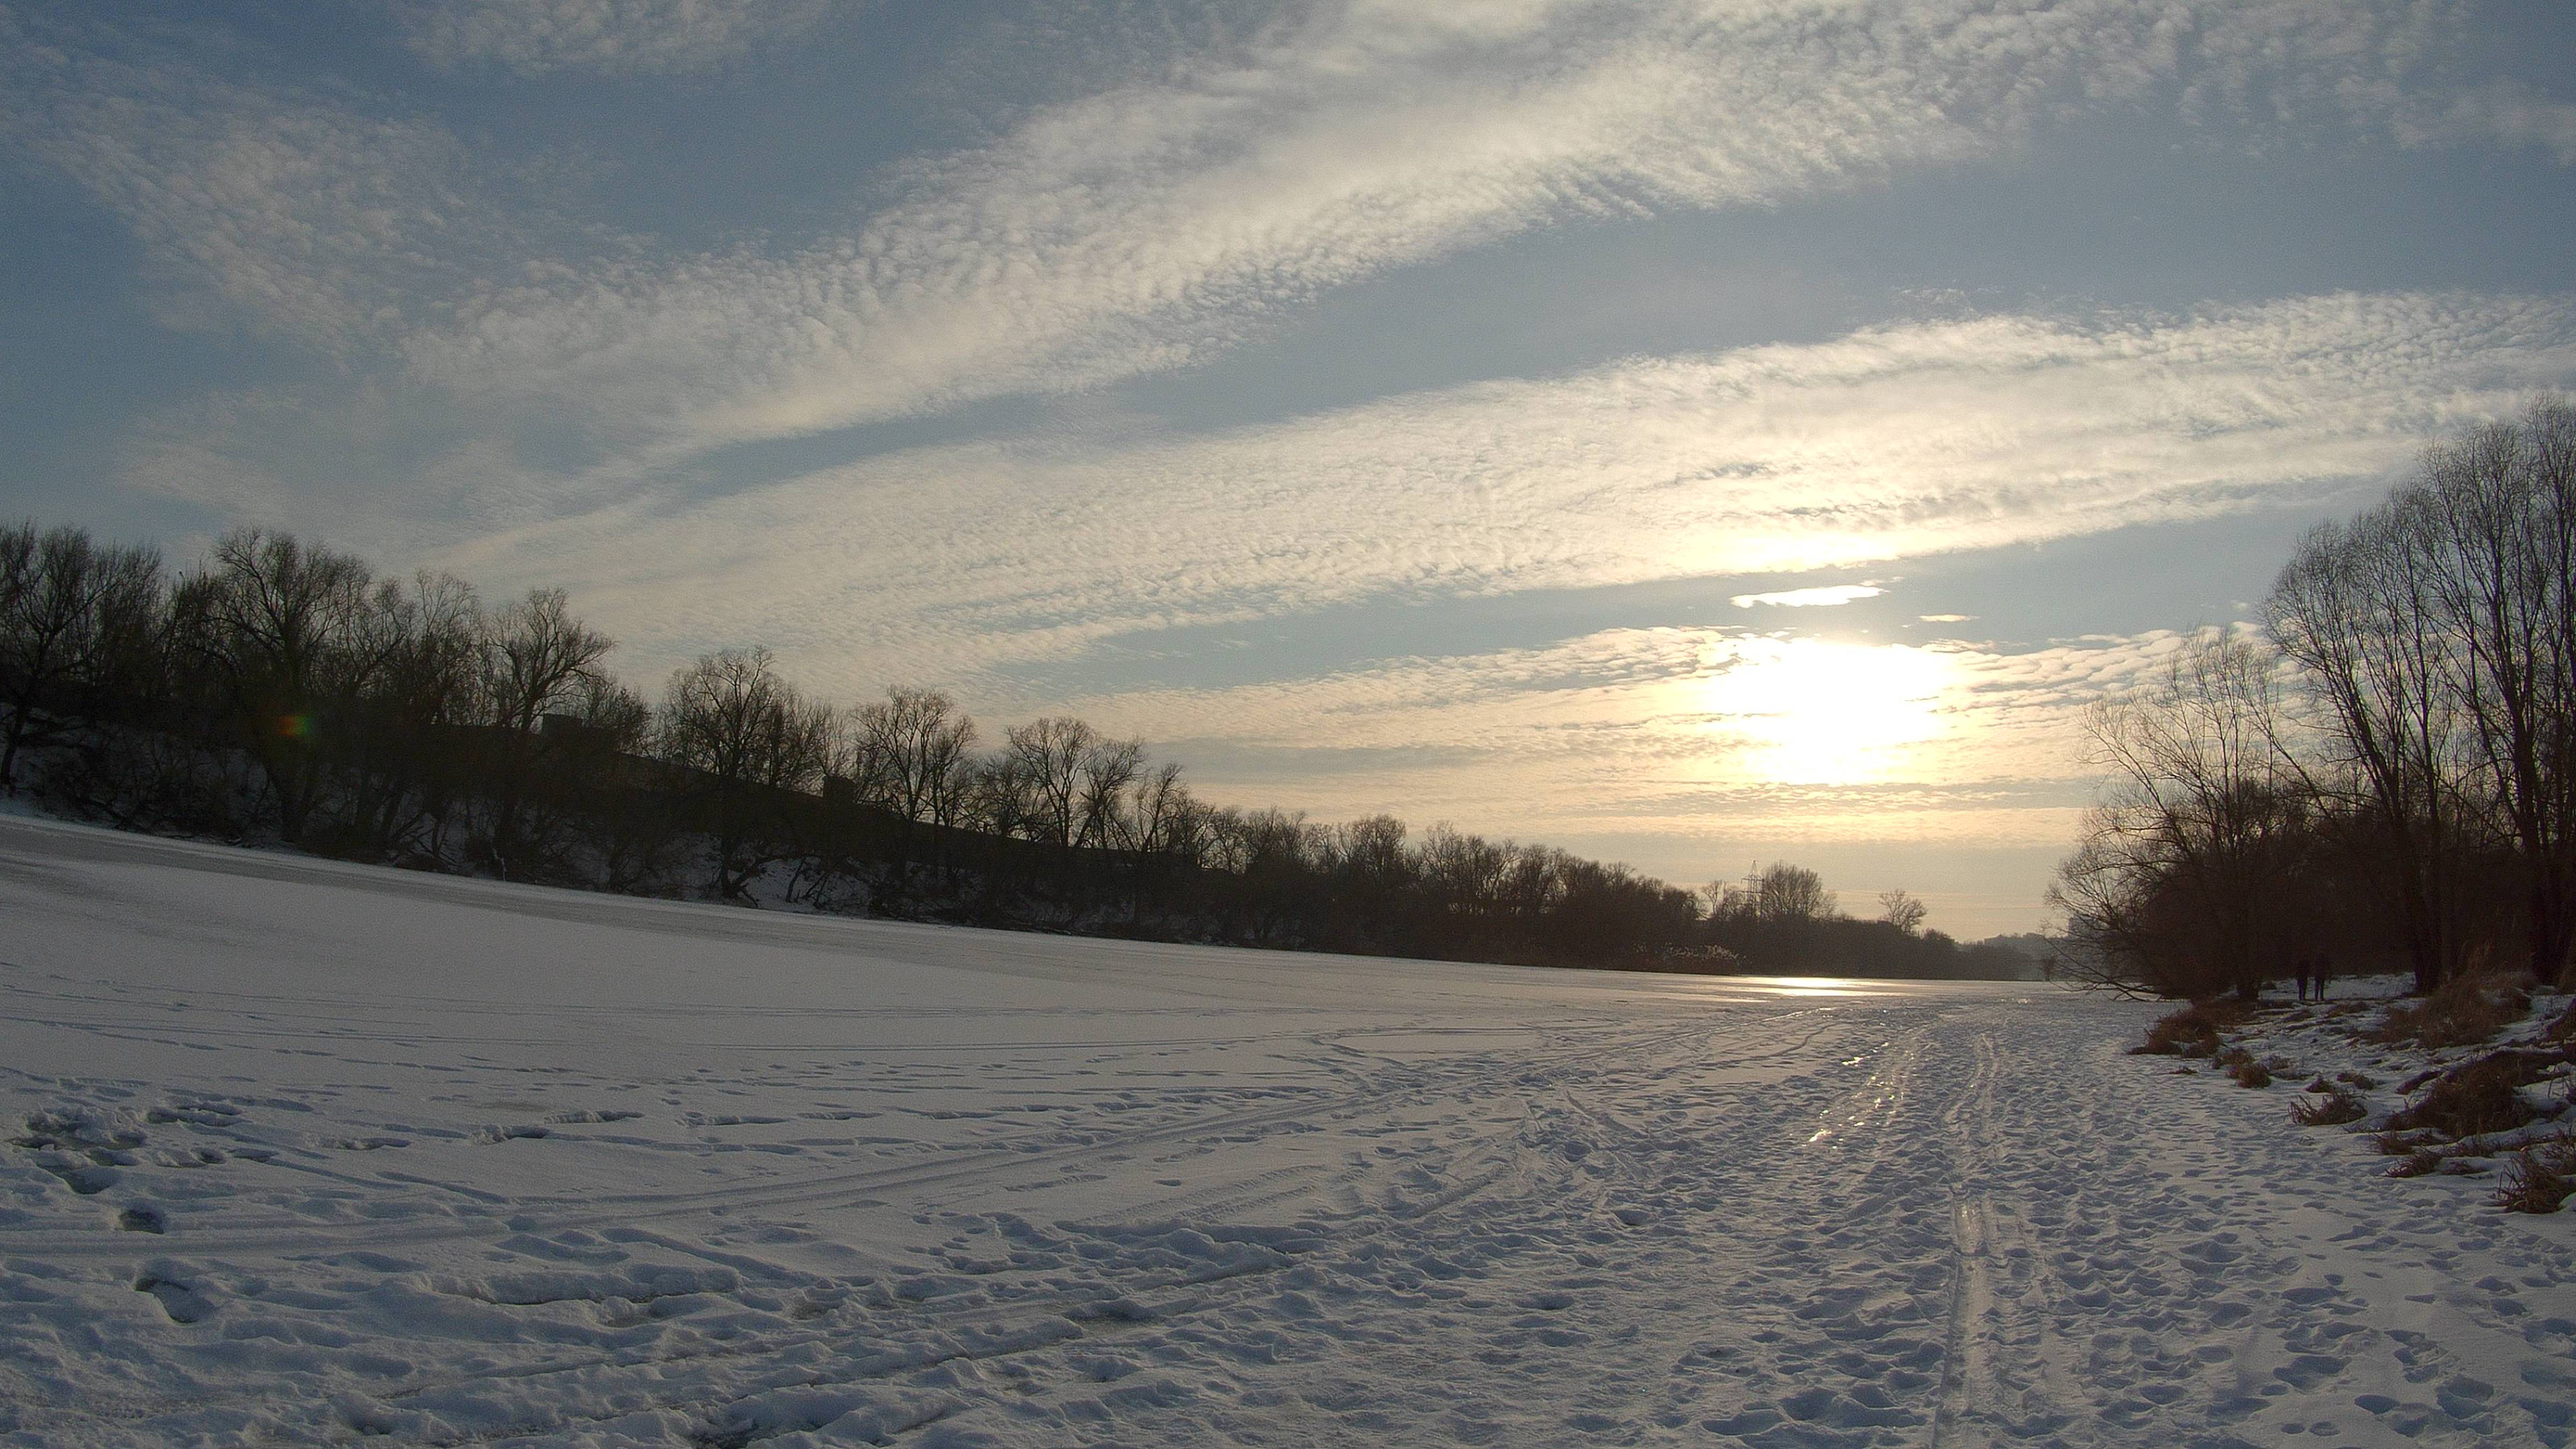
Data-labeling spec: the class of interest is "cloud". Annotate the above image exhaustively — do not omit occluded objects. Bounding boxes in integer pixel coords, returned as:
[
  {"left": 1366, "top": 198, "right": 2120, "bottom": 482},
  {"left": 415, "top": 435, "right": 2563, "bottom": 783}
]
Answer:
[
  {"left": 420, "top": 290, "right": 2576, "bottom": 694},
  {"left": 994, "top": 622, "right": 2203, "bottom": 861},
  {"left": 1732, "top": 585, "right": 1884, "bottom": 609},
  {"left": 0, "top": 17, "right": 511, "bottom": 349},
  {"left": 16, "top": 0, "right": 2560, "bottom": 465},
  {"left": 2394, "top": 78, "right": 2576, "bottom": 166},
  {"left": 395, "top": 0, "right": 834, "bottom": 76},
  {"left": 390, "top": 0, "right": 2548, "bottom": 460}
]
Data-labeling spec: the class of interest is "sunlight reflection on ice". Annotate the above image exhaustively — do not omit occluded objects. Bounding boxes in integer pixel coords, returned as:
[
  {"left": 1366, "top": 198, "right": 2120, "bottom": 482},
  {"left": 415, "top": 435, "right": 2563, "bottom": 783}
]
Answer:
[{"left": 1744, "top": 976, "right": 1874, "bottom": 998}]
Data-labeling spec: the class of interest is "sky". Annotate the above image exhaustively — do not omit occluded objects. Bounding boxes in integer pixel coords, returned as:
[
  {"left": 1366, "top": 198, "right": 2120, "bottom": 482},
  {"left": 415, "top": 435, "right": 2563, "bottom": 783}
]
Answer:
[{"left": 5, "top": 0, "right": 2575, "bottom": 937}]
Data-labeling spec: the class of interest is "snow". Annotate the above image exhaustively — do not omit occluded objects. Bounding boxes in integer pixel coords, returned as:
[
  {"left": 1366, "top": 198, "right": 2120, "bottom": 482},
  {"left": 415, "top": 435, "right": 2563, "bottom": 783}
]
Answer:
[{"left": 0, "top": 814, "right": 2569, "bottom": 1447}]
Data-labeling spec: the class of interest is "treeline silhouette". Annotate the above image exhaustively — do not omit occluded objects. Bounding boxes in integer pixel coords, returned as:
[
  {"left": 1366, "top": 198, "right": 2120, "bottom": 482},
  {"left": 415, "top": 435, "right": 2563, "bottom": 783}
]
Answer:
[
  {"left": 2052, "top": 396, "right": 2576, "bottom": 999},
  {"left": 1697, "top": 864, "right": 2038, "bottom": 978},
  {"left": 0, "top": 523, "right": 2026, "bottom": 978}
]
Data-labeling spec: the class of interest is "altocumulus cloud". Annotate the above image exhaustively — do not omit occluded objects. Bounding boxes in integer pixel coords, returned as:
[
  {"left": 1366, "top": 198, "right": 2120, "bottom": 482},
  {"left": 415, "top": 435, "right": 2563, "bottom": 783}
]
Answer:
[
  {"left": 21, "top": 0, "right": 2568, "bottom": 504},
  {"left": 426, "top": 290, "right": 2576, "bottom": 692},
  {"left": 1, "top": 26, "right": 500, "bottom": 348},
  {"left": 1018, "top": 622, "right": 2205, "bottom": 854},
  {"left": 1733, "top": 586, "right": 1886, "bottom": 609},
  {"left": 394, "top": 0, "right": 836, "bottom": 76},
  {"left": 369, "top": 0, "right": 2574, "bottom": 460}
]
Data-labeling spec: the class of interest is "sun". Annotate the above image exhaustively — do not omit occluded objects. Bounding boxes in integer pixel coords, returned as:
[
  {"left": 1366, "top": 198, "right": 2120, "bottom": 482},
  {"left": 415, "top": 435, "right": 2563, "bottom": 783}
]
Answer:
[{"left": 1693, "top": 637, "right": 1956, "bottom": 786}]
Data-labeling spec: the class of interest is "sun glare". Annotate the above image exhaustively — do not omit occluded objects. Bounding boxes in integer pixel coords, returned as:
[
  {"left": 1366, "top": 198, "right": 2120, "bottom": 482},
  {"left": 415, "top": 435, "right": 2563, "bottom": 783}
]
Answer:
[{"left": 1694, "top": 638, "right": 1956, "bottom": 786}]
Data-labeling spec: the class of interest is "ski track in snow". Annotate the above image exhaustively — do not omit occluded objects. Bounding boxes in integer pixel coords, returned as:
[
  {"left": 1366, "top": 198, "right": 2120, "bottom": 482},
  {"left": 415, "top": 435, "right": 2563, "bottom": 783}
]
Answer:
[{"left": 0, "top": 816, "right": 2568, "bottom": 1446}]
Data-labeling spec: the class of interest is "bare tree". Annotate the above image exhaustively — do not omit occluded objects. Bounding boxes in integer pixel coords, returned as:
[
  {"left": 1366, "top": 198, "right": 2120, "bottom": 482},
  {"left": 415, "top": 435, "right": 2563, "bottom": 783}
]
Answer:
[
  {"left": 2420, "top": 399, "right": 2576, "bottom": 986},
  {"left": 328, "top": 570, "right": 485, "bottom": 859},
  {"left": 2269, "top": 497, "right": 2476, "bottom": 990},
  {"left": 850, "top": 687, "right": 978, "bottom": 819},
  {"left": 2048, "top": 632, "right": 2314, "bottom": 999},
  {"left": 658, "top": 648, "right": 835, "bottom": 898},
  {"left": 560, "top": 675, "right": 679, "bottom": 894},
  {"left": 1420, "top": 824, "right": 1513, "bottom": 940},
  {"left": 485, "top": 590, "right": 613, "bottom": 734},
  {"left": 1075, "top": 735, "right": 1144, "bottom": 851},
  {"left": 1119, "top": 762, "right": 1203, "bottom": 857},
  {"left": 960, "top": 749, "right": 1031, "bottom": 840},
  {"left": 840, "top": 686, "right": 979, "bottom": 884},
  {"left": 1116, "top": 760, "right": 1205, "bottom": 923},
  {"left": 0, "top": 524, "right": 165, "bottom": 790},
  {"left": 2271, "top": 397, "right": 2576, "bottom": 989},
  {"left": 1878, "top": 888, "right": 1929, "bottom": 935},
  {"left": 170, "top": 530, "right": 377, "bottom": 842},
  {"left": 1209, "top": 807, "right": 1321, "bottom": 945},
  {"left": 1005, "top": 716, "right": 1097, "bottom": 851},
  {"left": 1709, "top": 862, "right": 1837, "bottom": 924},
  {"left": 477, "top": 589, "right": 614, "bottom": 879},
  {"left": 1330, "top": 815, "right": 1410, "bottom": 890},
  {"left": 1324, "top": 814, "right": 1415, "bottom": 950},
  {"left": 1759, "top": 863, "right": 1835, "bottom": 923}
]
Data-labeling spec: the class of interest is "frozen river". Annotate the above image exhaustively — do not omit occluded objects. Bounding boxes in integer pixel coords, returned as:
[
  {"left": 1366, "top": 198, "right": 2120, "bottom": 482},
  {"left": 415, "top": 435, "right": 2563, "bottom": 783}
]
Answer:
[{"left": 0, "top": 816, "right": 2565, "bottom": 1446}]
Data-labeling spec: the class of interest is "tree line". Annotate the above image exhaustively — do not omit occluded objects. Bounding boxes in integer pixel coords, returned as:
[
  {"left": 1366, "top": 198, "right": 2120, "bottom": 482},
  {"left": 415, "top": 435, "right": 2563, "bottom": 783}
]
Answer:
[
  {"left": 0, "top": 521, "right": 2026, "bottom": 978},
  {"left": 2053, "top": 396, "right": 2576, "bottom": 999},
  {"left": 1698, "top": 863, "right": 2038, "bottom": 979}
]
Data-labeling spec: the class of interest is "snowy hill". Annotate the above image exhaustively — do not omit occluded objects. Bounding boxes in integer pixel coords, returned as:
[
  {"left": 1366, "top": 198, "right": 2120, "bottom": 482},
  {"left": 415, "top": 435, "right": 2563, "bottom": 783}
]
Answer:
[{"left": 0, "top": 815, "right": 2567, "bottom": 1446}]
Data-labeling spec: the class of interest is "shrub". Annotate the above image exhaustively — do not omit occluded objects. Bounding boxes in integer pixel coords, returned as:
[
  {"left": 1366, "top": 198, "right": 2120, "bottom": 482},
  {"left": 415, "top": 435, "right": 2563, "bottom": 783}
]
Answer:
[
  {"left": 2292, "top": 1088, "right": 2368, "bottom": 1126},
  {"left": 2368, "top": 972, "right": 2534, "bottom": 1049},
  {"left": 2497, "top": 1140, "right": 2576, "bottom": 1213},
  {"left": 2384, "top": 1054, "right": 2548, "bottom": 1140},
  {"left": 2136, "top": 1000, "right": 2255, "bottom": 1058},
  {"left": 2231, "top": 1059, "right": 2273, "bottom": 1089}
]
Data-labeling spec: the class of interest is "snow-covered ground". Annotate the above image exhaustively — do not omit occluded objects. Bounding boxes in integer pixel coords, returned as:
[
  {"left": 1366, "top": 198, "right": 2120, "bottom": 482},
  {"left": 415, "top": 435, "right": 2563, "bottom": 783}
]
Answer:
[{"left": 1, "top": 816, "right": 2568, "bottom": 1447}]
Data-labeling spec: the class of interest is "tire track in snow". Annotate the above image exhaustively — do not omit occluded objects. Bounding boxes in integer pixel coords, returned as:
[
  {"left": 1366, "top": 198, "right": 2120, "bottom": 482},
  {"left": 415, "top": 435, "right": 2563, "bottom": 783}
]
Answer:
[
  {"left": 0, "top": 1015, "right": 1748, "bottom": 1264},
  {"left": 1930, "top": 1024, "right": 2001, "bottom": 1448},
  {"left": 6, "top": 1008, "right": 1869, "bottom": 1444}
]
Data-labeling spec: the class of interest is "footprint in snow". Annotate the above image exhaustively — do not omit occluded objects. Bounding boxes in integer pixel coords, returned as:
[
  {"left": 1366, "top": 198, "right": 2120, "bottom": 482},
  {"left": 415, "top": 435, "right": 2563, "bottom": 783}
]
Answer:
[
  {"left": 133, "top": 1265, "right": 215, "bottom": 1323},
  {"left": 35, "top": 1160, "right": 120, "bottom": 1195}
]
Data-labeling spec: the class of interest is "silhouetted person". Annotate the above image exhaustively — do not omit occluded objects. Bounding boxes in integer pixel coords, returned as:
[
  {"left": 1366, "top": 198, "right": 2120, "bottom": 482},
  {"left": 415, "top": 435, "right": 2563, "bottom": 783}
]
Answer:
[
  {"left": 2293, "top": 955, "right": 2311, "bottom": 1002},
  {"left": 2312, "top": 954, "right": 2331, "bottom": 1002}
]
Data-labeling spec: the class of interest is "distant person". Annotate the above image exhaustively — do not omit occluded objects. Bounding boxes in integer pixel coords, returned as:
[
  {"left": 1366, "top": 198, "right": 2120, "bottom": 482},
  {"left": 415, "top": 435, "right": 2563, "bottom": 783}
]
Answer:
[
  {"left": 2312, "top": 954, "right": 2331, "bottom": 1002},
  {"left": 2293, "top": 955, "right": 2311, "bottom": 1002}
]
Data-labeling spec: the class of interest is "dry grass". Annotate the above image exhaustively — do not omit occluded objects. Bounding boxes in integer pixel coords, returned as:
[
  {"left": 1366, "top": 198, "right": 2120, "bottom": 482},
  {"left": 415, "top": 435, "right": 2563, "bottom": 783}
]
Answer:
[
  {"left": 2208, "top": 1045, "right": 2285, "bottom": 1087},
  {"left": 2367, "top": 972, "right": 2534, "bottom": 1049},
  {"left": 2291, "top": 1087, "right": 2368, "bottom": 1126},
  {"left": 2134, "top": 1000, "right": 2257, "bottom": 1058},
  {"left": 2497, "top": 1139, "right": 2576, "bottom": 1213},
  {"left": 2387, "top": 1146, "right": 2445, "bottom": 1179},
  {"left": 2373, "top": 1128, "right": 2435, "bottom": 1156},
  {"left": 2383, "top": 1053, "right": 2553, "bottom": 1140}
]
